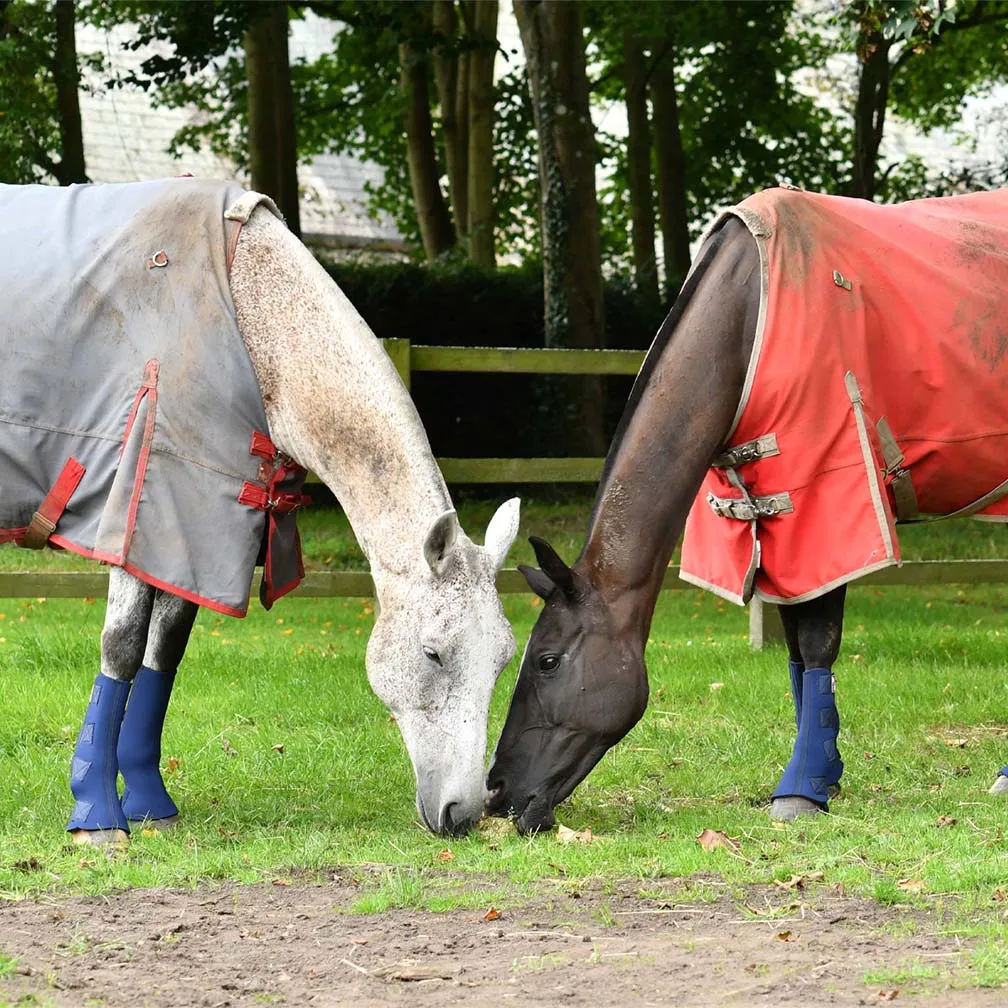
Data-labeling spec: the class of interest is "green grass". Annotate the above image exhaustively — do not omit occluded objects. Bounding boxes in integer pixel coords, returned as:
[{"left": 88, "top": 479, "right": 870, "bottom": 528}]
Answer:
[{"left": 1, "top": 493, "right": 1008, "bottom": 987}]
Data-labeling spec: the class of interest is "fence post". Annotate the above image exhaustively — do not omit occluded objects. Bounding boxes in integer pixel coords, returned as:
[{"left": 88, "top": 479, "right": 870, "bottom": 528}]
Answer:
[
  {"left": 749, "top": 596, "right": 786, "bottom": 650},
  {"left": 383, "top": 337, "right": 412, "bottom": 391}
]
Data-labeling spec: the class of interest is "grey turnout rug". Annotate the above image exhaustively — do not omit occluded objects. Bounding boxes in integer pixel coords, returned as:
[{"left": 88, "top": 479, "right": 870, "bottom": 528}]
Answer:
[{"left": 0, "top": 178, "right": 306, "bottom": 616}]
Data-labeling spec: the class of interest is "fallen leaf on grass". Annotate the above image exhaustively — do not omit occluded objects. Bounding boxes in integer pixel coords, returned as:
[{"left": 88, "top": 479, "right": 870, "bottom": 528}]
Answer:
[
  {"left": 696, "top": 828, "right": 743, "bottom": 855},
  {"left": 482, "top": 907, "right": 501, "bottom": 922},
  {"left": 878, "top": 990, "right": 900, "bottom": 1001},
  {"left": 775, "top": 930, "right": 796, "bottom": 942},
  {"left": 271, "top": 743, "right": 285, "bottom": 754},
  {"left": 164, "top": 756, "right": 180, "bottom": 775},
  {"left": 773, "top": 871, "right": 824, "bottom": 891},
  {"left": 556, "top": 824, "right": 593, "bottom": 845},
  {"left": 221, "top": 738, "right": 237, "bottom": 757},
  {"left": 993, "top": 887, "right": 1006, "bottom": 902},
  {"left": 272, "top": 879, "right": 291, "bottom": 887},
  {"left": 436, "top": 849, "right": 455, "bottom": 862},
  {"left": 936, "top": 816, "right": 957, "bottom": 828},
  {"left": 897, "top": 879, "right": 925, "bottom": 893},
  {"left": 832, "top": 882, "right": 846, "bottom": 896}
]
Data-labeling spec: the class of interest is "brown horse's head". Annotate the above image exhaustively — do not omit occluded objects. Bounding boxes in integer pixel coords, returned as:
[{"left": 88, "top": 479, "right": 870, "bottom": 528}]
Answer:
[{"left": 485, "top": 537, "right": 649, "bottom": 834}]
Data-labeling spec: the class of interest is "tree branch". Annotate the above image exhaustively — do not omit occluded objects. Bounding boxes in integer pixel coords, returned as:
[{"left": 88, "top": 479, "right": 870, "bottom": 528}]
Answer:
[{"left": 890, "top": 2, "right": 1008, "bottom": 74}]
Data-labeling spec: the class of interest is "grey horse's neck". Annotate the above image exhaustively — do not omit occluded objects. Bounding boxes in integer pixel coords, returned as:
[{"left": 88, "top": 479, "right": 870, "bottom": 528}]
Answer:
[{"left": 228, "top": 207, "right": 453, "bottom": 577}]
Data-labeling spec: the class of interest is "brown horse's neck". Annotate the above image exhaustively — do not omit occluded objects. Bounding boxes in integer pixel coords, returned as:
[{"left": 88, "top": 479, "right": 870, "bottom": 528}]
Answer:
[{"left": 577, "top": 219, "right": 760, "bottom": 642}]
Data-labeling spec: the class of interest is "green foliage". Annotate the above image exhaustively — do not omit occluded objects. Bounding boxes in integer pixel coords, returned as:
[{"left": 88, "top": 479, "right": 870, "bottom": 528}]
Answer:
[
  {"left": 0, "top": 0, "right": 101, "bottom": 183},
  {"left": 82, "top": 1, "right": 259, "bottom": 169},
  {"left": 0, "top": 2, "right": 58, "bottom": 183},
  {"left": 887, "top": 3, "right": 1008, "bottom": 134},
  {"left": 587, "top": 0, "right": 851, "bottom": 265},
  {"left": 812, "top": 0, "right": 1008, "bottom": 201}
]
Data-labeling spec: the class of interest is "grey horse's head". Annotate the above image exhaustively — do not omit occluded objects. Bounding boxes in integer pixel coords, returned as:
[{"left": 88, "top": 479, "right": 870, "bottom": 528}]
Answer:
[{"left": 365, "top": 498, "right": 520, "bottom": 835}]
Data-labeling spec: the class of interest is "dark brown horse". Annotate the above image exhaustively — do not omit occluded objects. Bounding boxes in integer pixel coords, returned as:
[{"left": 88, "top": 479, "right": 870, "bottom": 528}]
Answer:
[{"left": 486, "top": 213, "right": 1008, "bottom": 835}]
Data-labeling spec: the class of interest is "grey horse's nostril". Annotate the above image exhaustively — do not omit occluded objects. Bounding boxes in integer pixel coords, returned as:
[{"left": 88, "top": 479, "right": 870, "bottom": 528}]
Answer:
[
  {"left": 440, "top": 801, "right": 459, "bottom": 834},
  {"left": 440, "top": 801, "right": 473, "bottom": 837}
]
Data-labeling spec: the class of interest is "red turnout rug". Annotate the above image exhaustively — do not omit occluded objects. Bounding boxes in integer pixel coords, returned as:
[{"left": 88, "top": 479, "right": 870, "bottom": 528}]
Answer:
[{"left": 681, "top": 187, "right": 1008, "bottom": 605}]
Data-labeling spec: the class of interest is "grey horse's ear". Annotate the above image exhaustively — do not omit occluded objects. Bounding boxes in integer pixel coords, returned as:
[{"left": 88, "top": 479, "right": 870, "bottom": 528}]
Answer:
[
  {"left": 518, "top": 563, "right": 556, "bottom": 600},
  {"left": 423, "top": 509, "right": 460, "bottom": 575},
  {"left": 529, "top": 536, "right": 573, "bottom": 591},
  {"left": 484, "top": 497, "right": 520, "bottom": 572}
]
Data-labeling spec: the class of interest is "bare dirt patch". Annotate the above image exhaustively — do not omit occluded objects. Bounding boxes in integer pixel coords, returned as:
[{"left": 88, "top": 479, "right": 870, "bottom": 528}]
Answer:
[{"left": 0, "top": 874, "right": 1002, "bottom": 1007}]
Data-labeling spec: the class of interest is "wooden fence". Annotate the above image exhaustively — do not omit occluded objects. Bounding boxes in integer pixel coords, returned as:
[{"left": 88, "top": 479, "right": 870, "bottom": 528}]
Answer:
[
  {"left": 380, "top": 338, "right": 643, "bottom": 484},
  {"left": 2, "top": 341, "right": 1005, "bottom": 650}
]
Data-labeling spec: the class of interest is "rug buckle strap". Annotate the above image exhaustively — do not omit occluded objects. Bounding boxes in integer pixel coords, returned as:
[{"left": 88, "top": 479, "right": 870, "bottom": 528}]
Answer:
[
  {"left": 712, "top": 433, "right": 779, "bottom": 469},
  {"left": 24, "top": 457, "right": 87, "bottom": 549},
  {"left": 876, "top": 416, "right": 919, "bottom": 520},
  {"left": 707, "top": 491, "right": 793, "bottom": 521}
]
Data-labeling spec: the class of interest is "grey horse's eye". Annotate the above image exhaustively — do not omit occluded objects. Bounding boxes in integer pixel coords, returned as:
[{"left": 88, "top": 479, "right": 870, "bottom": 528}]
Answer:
[{"left": 422, "top": 645, "right": 442, "bottom": 666}]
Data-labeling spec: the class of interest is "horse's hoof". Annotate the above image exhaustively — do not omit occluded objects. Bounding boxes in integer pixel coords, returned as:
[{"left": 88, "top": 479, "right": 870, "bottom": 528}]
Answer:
[
  {"left": 70, "top": 828, "right": 129, "bottom": 847},
  {"left": 770, "top": 797, "right": 823, "bottom": 821},
  {"left": 989, "top": 775, "right": 1008, "bottom": 797},
  {"left": 129, "top": 815, "right": 180, "bottom": 832}
]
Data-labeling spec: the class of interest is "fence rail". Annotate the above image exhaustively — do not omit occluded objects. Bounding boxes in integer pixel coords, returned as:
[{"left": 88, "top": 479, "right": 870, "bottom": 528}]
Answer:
[
  {"left": 376, "top": 339, "right": 643, "bottom": 484},
  {"left": 3, "top": 561, "right": 1006, "bottom": 652}
]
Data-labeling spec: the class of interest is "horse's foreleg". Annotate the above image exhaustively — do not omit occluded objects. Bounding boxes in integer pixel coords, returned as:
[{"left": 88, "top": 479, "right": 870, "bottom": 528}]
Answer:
[
  {"left": 117, "top": 590, "right": 198, "bottom": 830},
  {"left": 68, "top": 567, "right": 155, "bottom": 844},
  {"left": 769, "top": 584, "right": 846, "bottom": 821}
]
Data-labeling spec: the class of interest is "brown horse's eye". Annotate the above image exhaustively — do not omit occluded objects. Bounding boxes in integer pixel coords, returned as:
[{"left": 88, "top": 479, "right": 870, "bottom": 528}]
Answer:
[{"left": 537, "top": 654, "right": 561, "bottom": 673}]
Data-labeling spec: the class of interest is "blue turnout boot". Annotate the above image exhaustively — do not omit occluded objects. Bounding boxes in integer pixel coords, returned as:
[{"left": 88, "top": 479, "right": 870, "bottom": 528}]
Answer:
[
  {"left": 67, "top": 674, "right": 131, "bottom": 838},
  {"left": 117, "top": 666, "right": 179, "bottom": 827},
  {"left": 772, "top": 666, "right": 843, "bottom": 810},
  {"left": 990, "top": 766, "right": 1008, "bottom": 796}
]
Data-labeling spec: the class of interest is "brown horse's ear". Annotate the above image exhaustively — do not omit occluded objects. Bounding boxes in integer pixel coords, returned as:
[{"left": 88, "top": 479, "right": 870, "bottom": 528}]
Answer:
[
  {"left": 518, "top": 563, "right": 556, "bottom": 600},
  {"left": 529, "top": 536, "right": 574, "bottom": 592}
]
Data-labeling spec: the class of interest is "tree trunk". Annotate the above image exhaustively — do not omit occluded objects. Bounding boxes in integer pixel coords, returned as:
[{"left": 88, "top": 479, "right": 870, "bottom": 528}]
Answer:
[
  {"left": 432, "top": 0, "right": 468, "bottom": 242},
  {"left": 650, "top": 42, "right": 691, "bottom": 300},
  {"left": 622, "top": 29, "right": 657, "bottom": 311},
  {"left": 271, "top": 4, "right": 301, "bottom": 237},
  {"left": 245, "top": 4, "right": 300, "bottom": 237},
  {"left": 466, "top": 0, "right": 497, "bottom": 268},
  {"left": 52, "top": 0, "right": 87, "bottom": 185},
  {"left": 515, "top": 0, "right": 606, "bottom": 455},
  {"left": 851, "top": 17, "right": 891, "bottom": 201},
  {"left": 456, "top": 2, "right": 473, "bottom": 235},
  {"left": 400, "top": 40, "right": 456, "bottom": 260}
]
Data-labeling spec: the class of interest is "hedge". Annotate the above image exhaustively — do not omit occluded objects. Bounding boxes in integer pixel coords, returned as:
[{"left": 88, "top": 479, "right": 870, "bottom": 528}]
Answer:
[{"left": 324, "top": 259, "right": 668, "bottom": 464}]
